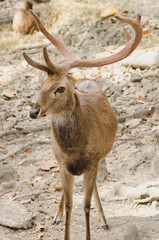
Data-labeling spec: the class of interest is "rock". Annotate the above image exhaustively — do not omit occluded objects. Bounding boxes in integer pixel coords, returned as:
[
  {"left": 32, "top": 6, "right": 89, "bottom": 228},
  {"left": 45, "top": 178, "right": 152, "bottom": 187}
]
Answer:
[
  {"left": 2, "top": 117, "right": 17, "bottom": 130},
  {"left": 120, "top": 225, "right": 137, "bottom": 240},
  {"left": 142, "top": 78, "right": 153, "bottom": 93},
  {"left": 121, "top": 50, "right": 159, "bottom": 69},
  {"left": 125, "top": 118, "right": 141, "bottom": 129},
  {"left": 0, "top": 200, "right": 33, "bottom": 229},
  {"left": 1, "top": 87, "right": 17, "bottom": 99},
  {"left": 131, "top": 74, "right": 142, "bottom": 82},
  {"left": 134, "top": 139, "right": 143, "bottom": 145},
  {"left": 1, "top": 181, "right": 15, "bottom": 190},
  {"left": 152, "top": 148, "right": 159, "bottom": 177},
  {"left": 0, "top": 166, "right": 16, "bottom": 184},
  {"left": 21, "top": 159, "right": 39, "bottom": 166},
  {"left": 141, "top": 145, "right": 156, "bottom": 160}
]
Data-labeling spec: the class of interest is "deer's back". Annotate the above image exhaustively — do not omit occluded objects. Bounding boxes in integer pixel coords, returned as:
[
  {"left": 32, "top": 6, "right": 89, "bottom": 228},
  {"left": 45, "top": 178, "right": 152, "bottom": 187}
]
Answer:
[
  {"left": 77, "top": 80, "right": 118, "bottom": 157},
  {"left": 13, "top": 10, "right": 37, "bottom": 34}
]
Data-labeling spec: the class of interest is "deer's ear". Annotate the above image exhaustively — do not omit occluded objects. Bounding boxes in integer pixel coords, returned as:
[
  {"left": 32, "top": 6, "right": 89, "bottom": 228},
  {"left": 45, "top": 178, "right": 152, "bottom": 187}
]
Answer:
[{"left": 75, "top": 80, "right": 101, "bottom": 95}]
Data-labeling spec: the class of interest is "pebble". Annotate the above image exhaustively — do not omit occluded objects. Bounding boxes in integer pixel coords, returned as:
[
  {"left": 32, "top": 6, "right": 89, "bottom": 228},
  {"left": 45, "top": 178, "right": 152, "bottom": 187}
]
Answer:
[
  {"left": 125, "top": 118, "right": 141, "bottom": 129},
  {"left": 2, "top": 181, "right": 15, "bottom": 190},
  {"left": 152, "top": 148, "right": 159, "bottom": 177},
  {"left": 134, "top": 139, "right": 143, "bottom": 145},
  {"left": 0, "top": 166, "right": 16, "bottom": 184},
  {"left": 21, "top": 159, "right": 39, "bottom": 166},
  {"left": 142, "top": 78, "right": 153, "bottom": 93}
]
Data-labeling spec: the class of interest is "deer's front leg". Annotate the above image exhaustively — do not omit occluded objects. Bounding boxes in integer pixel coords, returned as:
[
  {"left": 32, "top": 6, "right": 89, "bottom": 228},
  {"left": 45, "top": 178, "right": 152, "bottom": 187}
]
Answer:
[
  {"left": 60, "top": 169, "right": 74, "bottom": 240},
  {"left": 83, "top": 168, "right": 98, "bottom": 240}
]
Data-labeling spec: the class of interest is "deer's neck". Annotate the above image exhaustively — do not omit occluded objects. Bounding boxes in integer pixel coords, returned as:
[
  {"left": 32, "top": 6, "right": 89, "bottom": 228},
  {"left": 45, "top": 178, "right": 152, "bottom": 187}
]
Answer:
[
  {"left": 51, "top": 94, "right": 87, "bottom": 152},
  {"left": 25, "top": 0, "right": 33, "bottom": 10}
]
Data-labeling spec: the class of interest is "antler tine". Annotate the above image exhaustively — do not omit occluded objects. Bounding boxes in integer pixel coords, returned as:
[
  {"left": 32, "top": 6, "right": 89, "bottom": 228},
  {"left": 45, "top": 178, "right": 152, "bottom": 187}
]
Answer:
[
  {"left": 68, "top": 14, "right": 143, "bottom": 69},
  {"left": 123, "top": 28, "right": 131, "bottom": 42},
  {"left": 23, "top": 52, "right": 53, "bottom": 74},
  {"left": 136, "top": 14, "right": 141, "bottom": 23},
  {"left": 43, "top": 47, "right": 73, "bottom": 73},
  {"left": 29, "top": 10, "right": 74, "bottom": 59},
  {"left": 43, "top": 47, "right": 59, "bottom": 72}
]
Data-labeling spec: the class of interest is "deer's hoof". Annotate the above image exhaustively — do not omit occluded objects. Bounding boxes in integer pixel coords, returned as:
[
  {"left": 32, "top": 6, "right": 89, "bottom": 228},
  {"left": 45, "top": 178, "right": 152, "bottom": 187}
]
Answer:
[
  {"left": 53, "top": 220, "right": 60, "bottom": 225},
  {"left": 102, "top": 224, "right": 109, "bottom": 230}
]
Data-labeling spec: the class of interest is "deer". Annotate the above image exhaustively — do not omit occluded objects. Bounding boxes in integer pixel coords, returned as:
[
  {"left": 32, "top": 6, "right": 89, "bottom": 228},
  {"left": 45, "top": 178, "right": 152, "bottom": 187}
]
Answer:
[
  {"left": 13, "top": 0, "right": 48, "bottom": 34},
  {"left": 23, "top": 10, "right": 143, "bottom": 240}
]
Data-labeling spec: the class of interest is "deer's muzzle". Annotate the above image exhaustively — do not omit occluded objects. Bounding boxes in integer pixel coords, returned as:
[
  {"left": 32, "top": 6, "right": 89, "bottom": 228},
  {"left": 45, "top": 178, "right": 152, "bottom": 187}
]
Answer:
[{"left": 30, "top": 108, "right": 41, "bottom": 119}]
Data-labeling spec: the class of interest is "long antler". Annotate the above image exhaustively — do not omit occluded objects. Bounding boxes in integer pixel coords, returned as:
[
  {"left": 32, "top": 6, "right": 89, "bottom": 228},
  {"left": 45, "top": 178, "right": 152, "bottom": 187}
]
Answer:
[
  {"left": 23, "top": 11, "right": 143, "bottom": 73},
  {"left": 29, "top": 10, "right": 74, "bottom": 59},
  {"left": 70, "top": 15, "right": 142, "bottom": 68}
]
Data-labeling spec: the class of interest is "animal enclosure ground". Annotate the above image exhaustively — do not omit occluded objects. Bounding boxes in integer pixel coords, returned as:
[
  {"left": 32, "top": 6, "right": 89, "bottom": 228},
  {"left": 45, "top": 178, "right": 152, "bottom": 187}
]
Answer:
[{"left": 0, "top": 0, "right": 159, "bottom": 240}]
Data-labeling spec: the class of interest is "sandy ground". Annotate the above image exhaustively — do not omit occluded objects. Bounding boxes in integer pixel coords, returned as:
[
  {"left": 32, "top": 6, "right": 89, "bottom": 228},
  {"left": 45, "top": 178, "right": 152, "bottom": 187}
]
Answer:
[{"left": 0, "top": 0, "right": 159, "bottom": 240}]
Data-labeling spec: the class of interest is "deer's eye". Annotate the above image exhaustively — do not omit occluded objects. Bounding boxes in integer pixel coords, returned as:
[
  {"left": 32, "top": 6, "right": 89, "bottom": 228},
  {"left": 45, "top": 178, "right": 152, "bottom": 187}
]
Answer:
[{"left": 56, "top": 87, "right": 65, "bottom": 93}]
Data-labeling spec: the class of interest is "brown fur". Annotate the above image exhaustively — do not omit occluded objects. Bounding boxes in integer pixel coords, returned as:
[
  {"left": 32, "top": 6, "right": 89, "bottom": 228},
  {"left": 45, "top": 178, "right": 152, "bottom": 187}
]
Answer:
[
  {"left": 30, "top": 72, "right": 118, "bottom": 239},
  {"left": 13, "top": 0, "right": 38, "bottom": 34},
  {"left": 24, "top": 12, "right": 142, "bottom": 240}
]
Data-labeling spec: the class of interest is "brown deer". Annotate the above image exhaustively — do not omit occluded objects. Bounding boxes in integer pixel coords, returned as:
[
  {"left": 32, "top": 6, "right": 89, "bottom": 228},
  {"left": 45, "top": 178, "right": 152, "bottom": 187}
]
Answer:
[
  {"left": 23, "top": 10, "right": 142, "bottom": 240},
  {"left": 13, "top": 0, "right": 48, "bottom": 34}
]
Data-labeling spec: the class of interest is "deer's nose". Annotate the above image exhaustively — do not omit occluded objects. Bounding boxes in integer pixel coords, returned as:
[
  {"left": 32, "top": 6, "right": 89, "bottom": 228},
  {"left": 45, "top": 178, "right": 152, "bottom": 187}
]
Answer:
[{"left": 30, "top": 108, "right": 40, "bottom": 119}]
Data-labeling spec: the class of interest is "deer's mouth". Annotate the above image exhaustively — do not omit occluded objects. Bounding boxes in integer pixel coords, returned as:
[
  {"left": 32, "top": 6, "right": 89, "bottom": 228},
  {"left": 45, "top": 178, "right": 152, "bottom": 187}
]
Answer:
[
  {"left": 40, "top": 111, "right": 47, "bottom": 118},
  {"left": 37, "top": 109, "right": 48, "bottom": 119}
]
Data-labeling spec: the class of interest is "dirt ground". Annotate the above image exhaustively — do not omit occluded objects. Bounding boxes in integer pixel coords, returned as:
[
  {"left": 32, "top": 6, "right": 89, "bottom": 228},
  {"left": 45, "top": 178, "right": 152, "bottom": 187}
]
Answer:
[{"left": 0, "top": 0, "right": 159, "bottom": 240}]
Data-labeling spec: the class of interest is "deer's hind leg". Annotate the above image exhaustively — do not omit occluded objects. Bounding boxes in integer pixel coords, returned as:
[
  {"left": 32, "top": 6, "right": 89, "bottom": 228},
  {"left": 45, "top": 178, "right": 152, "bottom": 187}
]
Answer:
[
  {"left": 53, "top": 191, "right": 64, "bottom": 225},
  {"left": 93, "top": 182, "right": 109, "bottom": 230}
]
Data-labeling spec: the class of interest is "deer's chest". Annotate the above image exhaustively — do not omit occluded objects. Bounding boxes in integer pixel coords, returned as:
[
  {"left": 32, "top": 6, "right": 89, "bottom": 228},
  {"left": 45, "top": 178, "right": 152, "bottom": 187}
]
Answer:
[
  {"left": 52, "top": 115, "right": 83, "bottom": 152},
  {"left": 52, "top": 122, "right": 76, "bottom": 151}
]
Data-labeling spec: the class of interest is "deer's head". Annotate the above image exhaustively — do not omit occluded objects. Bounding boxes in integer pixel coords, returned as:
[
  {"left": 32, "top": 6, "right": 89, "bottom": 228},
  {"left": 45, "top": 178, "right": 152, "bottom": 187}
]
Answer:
[
  {"left": 29, "top": 70, "right": 77, "bottom": 119},
  {"left": 23, "top": 10, "right": 143, "bottom": 119}
]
